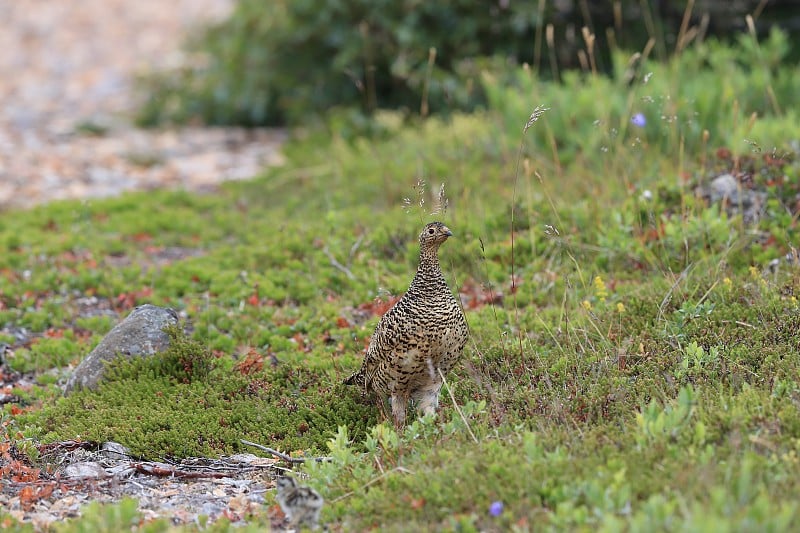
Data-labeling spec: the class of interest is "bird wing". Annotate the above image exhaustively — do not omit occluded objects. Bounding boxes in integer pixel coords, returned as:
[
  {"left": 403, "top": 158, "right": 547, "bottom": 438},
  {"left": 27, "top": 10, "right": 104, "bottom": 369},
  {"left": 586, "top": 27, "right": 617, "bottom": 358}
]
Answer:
[
  {"left": 344, "top": 298, "right": 406, "bottom": 387},
  {"left": 360, "top": 299, "right": 411, "bottom": 380}
]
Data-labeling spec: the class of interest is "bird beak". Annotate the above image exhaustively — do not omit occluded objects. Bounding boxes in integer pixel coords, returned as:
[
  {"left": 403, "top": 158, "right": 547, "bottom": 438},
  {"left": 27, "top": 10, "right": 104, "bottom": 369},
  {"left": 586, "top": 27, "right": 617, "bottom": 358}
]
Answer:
[{"left": 443, "top": 227, "right": 453, "bottom": 237}]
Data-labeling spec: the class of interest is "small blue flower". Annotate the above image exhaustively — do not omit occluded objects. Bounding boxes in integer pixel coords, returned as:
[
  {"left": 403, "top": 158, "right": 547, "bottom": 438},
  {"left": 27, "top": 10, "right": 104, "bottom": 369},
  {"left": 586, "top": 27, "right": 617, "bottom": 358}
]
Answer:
[
  {"left": 631, "top": 113, "right": 646, "bottom": 128},
  {"left": 489, "top": 501, "right": 504, "bottom": 517}
]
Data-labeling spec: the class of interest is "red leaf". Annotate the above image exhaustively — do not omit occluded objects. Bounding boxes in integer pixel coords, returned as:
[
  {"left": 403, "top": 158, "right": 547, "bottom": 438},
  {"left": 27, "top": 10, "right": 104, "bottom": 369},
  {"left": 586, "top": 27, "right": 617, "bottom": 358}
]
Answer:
[
  {"left": 292, "top": 333, "right": 309, "bottom": 352},
  {"left": 37, "top": 484, "right": 54, "bottom": 499},
  {"left": 221, "top": 509, "right": 241, "bottom": 522},
  {"left": 236, "top": 349, "right": 264, "bottom": 376},
  {"left": 410, "top": 498, "right": 426, "bottom": 510},
  {"left": 359, "top": 295, "right": 401, "bottom": 317},
  {"left": 10, "top": 462, "right": 40, "bottom": 483},
  {"left": 460, "top": 279, "right": 504, "bottom": 310},
  {"left": 19, "top": 486, "right": 36, "bottom": 510}
]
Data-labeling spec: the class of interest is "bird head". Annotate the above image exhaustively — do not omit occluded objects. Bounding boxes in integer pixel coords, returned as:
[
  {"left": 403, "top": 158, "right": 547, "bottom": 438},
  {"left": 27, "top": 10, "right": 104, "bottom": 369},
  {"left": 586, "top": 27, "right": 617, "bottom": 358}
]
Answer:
[
  {"left": 276, "top": 476, "right": 299, "bottom": 493},
  {"left": 419, "top": 221, "right": 453, "bottom": 248}
]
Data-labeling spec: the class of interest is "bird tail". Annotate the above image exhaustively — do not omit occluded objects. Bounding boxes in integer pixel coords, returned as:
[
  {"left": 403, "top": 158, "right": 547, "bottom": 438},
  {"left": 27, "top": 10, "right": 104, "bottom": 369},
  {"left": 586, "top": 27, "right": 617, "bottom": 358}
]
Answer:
[{"left": 343, "top": 370, "right": 365, "bottom": 387}]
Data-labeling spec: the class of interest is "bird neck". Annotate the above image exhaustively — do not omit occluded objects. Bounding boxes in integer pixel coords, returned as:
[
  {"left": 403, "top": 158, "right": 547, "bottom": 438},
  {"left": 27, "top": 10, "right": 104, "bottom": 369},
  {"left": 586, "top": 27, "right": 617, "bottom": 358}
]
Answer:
[
  {"left": 410, "top": 246, "right": 444, "bottom": 288},
  {"left": 419, "top": 245, "right": 441, "bottom": 268}
]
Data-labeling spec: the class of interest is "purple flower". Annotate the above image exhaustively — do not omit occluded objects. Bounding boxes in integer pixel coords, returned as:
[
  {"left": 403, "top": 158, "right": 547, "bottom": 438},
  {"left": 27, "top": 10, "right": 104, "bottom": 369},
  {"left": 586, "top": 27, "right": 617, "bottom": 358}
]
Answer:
[
  {"left": 489, "top": 501, "right": 504, "bottom": 517},
  {"left": 631, "top": 113, "right": 646, "bottom": 128}
]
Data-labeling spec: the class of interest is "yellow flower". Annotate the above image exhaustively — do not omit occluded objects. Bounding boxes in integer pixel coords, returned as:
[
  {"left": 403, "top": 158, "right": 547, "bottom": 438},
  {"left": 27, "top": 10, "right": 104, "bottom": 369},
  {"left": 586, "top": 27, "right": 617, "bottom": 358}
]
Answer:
[
  {"left": 593, "top": 275, "right": 608, "bottom": 302},
  {"left": 616, "top": 302, "right": 625, "bottom": 313},
  {"left": 581, "top": 300, "right": 592, "bottom": 310},
  {"left": 748, "top": 266, "right": 759, "bottom": 279},
  {"left": 723, "top": 277, "right": 732, "bottom": 287}
]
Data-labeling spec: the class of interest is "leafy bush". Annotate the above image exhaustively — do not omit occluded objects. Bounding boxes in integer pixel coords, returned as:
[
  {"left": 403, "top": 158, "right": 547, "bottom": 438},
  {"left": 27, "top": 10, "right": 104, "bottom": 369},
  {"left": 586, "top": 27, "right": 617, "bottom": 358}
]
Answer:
[
  {"left": 138, "top": 0, "right": 543, "bottom": 126},
  {"left": 137, "top": 0, "right": 800, "bottom": 127},
  {"left": 7, "top": 27, "right": 800, "bottom": 529},
  {"left": 487, "top": 29, "right": 800, "bottom": 166}
]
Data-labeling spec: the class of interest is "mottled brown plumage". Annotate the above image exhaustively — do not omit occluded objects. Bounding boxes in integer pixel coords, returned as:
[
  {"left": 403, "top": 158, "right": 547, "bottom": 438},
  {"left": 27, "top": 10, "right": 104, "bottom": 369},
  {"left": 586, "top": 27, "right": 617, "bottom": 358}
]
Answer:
[
  {"left": 275, "top": 475, "right": 324, "bottom": 529},
  {"left": 344, "top": 221, "right": 469, "bottom": 426}
]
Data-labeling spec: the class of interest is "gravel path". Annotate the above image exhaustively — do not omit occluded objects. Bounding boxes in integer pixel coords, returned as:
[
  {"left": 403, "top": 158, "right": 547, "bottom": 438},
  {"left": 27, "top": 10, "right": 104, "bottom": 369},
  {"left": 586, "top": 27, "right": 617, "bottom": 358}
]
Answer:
[
  {"left": 0, "top": 4, "right": 291, "bottom": 527},
  {"left": 0, "top": 0, "right": 285, "bottom": 209}
]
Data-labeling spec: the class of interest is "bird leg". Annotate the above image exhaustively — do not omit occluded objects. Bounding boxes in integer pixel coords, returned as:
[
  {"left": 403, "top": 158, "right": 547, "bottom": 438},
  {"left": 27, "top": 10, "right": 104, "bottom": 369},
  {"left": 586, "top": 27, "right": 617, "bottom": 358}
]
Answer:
[
  {"left": 414, "top": 380, "right": 442, "bottom": 417},
  {"left": 390, "top": 393, "right": 408, "bottom": 428}
]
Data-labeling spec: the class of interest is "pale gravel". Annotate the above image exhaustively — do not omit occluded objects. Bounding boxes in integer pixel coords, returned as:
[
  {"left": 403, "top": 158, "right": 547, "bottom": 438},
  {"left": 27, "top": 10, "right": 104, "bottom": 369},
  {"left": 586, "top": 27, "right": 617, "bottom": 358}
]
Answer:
[
  {"left": 0, "top": 0, "right": 285, "bottom": 209},
  {"left": 0, "top": 1, "right": 288, "bottom": 527}
]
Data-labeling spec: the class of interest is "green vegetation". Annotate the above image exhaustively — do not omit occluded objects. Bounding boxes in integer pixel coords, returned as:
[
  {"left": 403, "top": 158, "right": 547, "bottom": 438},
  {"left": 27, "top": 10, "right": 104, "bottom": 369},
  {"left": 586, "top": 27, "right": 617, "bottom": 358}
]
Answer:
[
  {"left": 27, "top": 327, "right": 375, "bottom": 457},
  {"left": 136, "top": 0, "right": 798, "bottom": 127},
  {"left": 4, "top": 26, "right": 800, "bottom": 532}
]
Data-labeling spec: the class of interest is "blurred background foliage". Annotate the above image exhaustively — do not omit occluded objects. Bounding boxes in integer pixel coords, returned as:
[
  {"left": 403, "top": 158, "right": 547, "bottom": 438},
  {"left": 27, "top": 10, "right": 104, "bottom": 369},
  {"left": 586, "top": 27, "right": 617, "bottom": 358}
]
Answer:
[{"left": 135, "top": 0, "right": 800, "bottom": 128}]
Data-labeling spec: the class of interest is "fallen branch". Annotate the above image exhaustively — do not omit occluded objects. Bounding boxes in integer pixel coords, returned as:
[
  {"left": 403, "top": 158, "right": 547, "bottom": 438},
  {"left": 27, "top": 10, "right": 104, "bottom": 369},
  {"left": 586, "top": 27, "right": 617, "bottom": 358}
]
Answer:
[
  {"left": 240, "top": 440, "right": 333, "bottom": 463},
  {"left": 322, "top": 246, "right": 356, "bottom": 280},
  {"left": 348, "top": 233, "right": 365, "bottom": 262},
  {"left": 37, "top": 440, "right": 96, "bottom": 454},
  {"left": 131, "top": 462, "right": 229, "bottom": 479}
]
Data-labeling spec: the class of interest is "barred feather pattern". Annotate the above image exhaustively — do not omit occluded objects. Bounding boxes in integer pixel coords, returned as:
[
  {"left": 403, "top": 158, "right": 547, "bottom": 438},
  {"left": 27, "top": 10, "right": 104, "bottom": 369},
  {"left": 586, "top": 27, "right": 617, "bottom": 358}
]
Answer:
[
  {"left": 275, "top": 476, "right": 324, "bottom": 529},
  {"left": 344, "top": 222, "right": 469, "bottom": 426}
]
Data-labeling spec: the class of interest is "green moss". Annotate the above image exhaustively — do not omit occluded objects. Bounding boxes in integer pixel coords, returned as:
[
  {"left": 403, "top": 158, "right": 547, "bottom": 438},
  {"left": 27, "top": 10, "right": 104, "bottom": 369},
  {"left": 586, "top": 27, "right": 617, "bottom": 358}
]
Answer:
[
  {"left": 8, "top": 336, "right": 87, "bottom": 373},
  {"left": 20, "top": 328, "right": 376, "bottom": 458},
  {"left": 3, "top": 34, "right": 800, "bottom": 530}
]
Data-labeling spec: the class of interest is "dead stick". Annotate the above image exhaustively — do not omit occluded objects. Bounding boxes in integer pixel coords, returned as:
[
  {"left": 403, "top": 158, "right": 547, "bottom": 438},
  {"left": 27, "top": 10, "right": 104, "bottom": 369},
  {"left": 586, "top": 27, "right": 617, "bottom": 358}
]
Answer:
[
  {"left": 132, "top": 463, "right": 228, "bottom": 479},
  {"left": 322, "top": 246, "right": 355, "bottom": 280},
  {"left": 438, "top": 368, "right": 479, "bottom": 444}
]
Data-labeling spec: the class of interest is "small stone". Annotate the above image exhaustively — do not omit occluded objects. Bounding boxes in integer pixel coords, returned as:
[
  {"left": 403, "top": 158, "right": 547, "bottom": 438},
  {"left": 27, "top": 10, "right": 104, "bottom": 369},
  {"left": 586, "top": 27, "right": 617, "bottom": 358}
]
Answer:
[
  {"left": 100, "top": 441, "right": 130, "bottom": 459},
  {"left": 709, "top": 173, "right": 739, "bottom": 203},
  {"left": 63, "top": 462, "right": 109, "bottom": 480}
]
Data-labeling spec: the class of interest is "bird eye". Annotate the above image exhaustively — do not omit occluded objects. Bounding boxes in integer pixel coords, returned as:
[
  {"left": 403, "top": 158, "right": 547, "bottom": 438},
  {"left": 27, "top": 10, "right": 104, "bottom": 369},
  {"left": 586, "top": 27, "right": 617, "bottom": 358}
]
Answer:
[{"left": 428, "top": 228, "right": 435, "bottom": 234}]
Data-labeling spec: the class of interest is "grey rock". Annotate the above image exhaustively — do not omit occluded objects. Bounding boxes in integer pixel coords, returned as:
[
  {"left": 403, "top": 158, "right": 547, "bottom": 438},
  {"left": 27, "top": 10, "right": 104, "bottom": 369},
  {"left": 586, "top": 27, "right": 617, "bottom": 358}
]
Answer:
[
  {"left": 709, "top": 173, "right": 740, "bottom": 203},
  {"left": 702, "top": 173, "right": 768, "bottom": 224},
  {"left": 63, "top": 461, "right": 109, "bottom": 480},
  {"left": 64, "top": 304, "right": 178, "bottom": 395},
  {"left": 100, "top": 441, "right": 130, "bottom": 460}
]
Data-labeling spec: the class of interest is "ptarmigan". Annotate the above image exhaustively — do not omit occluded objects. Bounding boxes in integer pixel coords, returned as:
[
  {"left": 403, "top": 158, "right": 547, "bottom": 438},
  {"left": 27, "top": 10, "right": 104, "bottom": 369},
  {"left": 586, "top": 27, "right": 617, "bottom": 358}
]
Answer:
[
  {"left": 275, "top": 475, "right": 324, "bottom": 529},
  {"left": 345, "top": 221, "right": 469, "bottom": 426}
]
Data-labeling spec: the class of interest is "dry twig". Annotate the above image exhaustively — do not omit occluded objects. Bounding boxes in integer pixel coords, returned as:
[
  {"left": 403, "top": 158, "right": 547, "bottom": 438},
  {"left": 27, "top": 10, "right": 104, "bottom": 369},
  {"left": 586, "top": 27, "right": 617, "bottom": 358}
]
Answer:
[
  {"left": 322, "top": 246, "right": 356, "bottom": 280},
  {"left": 438, "top": 368, "right": 479, "bottom": 444},
  {"left": 131, "top": 462, "right": 230, "bottom": 479}
]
